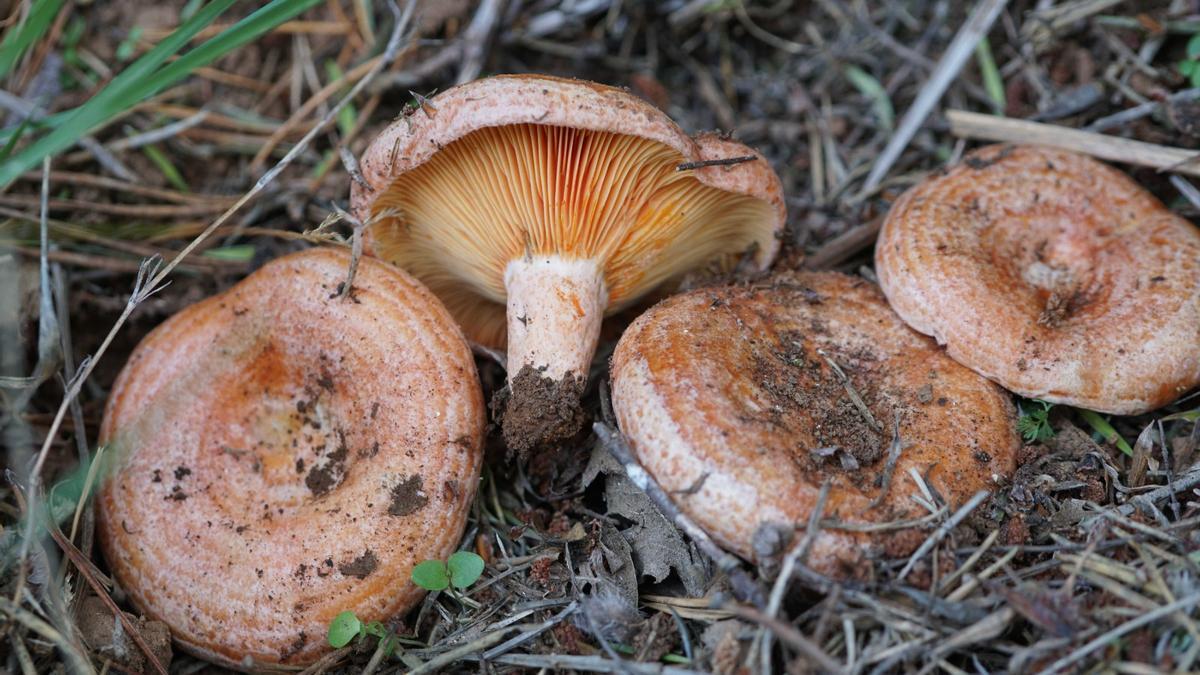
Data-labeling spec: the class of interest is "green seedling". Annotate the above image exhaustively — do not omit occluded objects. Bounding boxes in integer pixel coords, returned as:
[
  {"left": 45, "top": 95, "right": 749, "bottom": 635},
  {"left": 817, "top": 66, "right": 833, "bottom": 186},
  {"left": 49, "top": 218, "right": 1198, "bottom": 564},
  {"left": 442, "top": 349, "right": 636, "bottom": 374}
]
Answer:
[
  {"left": 1017, "top": 399, "right": 1055, "bottom": 443},
  {"left": 1180, "top": 34, "right": 1200, "bottom": 88},
  {"left": 326, "top": 610, "right": 397, "bottom": 655},
  {"left": 411, "top": 551, "right": 485, "bottom": 592}
]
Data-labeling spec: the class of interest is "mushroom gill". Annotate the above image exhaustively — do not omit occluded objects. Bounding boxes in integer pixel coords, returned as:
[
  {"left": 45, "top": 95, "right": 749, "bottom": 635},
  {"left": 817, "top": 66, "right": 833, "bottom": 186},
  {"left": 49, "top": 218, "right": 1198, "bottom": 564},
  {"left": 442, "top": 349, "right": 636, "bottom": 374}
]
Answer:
[{"left": 367, "top": 123, "right": 777, "bottom": 348}]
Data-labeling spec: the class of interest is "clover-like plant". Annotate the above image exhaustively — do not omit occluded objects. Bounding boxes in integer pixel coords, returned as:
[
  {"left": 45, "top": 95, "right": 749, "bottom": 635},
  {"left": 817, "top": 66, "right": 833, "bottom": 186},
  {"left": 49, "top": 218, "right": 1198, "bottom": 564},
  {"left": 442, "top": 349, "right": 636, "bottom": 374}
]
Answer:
[
  {"left": 411, "top": 551, "right": 485, "bottom": 592},
  {"left": 326, "top": 610, "right": 397, "bottom": 654}
]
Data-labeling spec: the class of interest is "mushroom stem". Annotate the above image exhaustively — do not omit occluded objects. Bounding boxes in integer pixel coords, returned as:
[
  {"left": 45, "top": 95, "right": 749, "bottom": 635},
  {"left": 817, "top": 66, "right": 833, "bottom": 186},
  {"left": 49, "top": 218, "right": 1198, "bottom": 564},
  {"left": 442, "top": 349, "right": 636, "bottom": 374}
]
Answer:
[
  {"left": 499, "top": 255, "right": 608, "bottom": 453},
  {"left": 504, "top": 255, "right": 608, "bottom": 384}
]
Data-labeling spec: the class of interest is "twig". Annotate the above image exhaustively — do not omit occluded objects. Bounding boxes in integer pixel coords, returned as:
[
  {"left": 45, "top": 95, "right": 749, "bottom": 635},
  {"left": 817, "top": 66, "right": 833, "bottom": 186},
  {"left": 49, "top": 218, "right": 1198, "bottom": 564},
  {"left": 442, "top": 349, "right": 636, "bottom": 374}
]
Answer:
[
  {"left": 946, "top": 110, "right": 1200, "bottom": 177},
  {"left": 0, "top": 597, "right": 96, "bottom": 675},
  {"left": 456, "top": 0, "right": 505, "bottom": 84},
  {"left": 47, "top": 526, "right": 167, "bottom": 675},
  {"left": 760, "top": 481, "right": 830, "bottom": 674},
  {"left": 592, "top": 421, "right": 765, "bottom": 607},
  {"left": 481, "top": 601, "right": 578, "bottom": 660},
  {"left": 676, "top": 155, "right": 756, "bottom": 171},
  {"left": 406, "top": 628, "right": 511, "bottom": 675},
  {"left": 724, "top": 603, "right": 845, "bottom": 674},
  {"left": 868, "top": 414, "right": 905, "bottom": 509},
  {"left": 1117, "top": 464, "right": 1200, "bottom": 518},
  {"left": 1039, "top": 592, "right": 1200, "bottom": 674},
  {"left": 863, "top": 0, "right": 1010, "bottom": 191},
  {"left": 803, "top": 216, "right": 885, "bottom": 270},
  {"left": 328, "top": 204, "right": 365, "bottom": 300},
  {"left": 105, "top": 109, "right": 209, "bottom": 151},
  {"left": 816, "top": 349, "right": 880, "bottom": 433},
  {"left": 897, "top": 490, "right": 990, "bottom": 581},
  {"left": 1086, "top": 88, "right": 1200, "bottom": 132},
  {"left": 250, "top": 2, "right": 415, "bottom": 171},
  {"left": 472, "top": 653, "right": 705, "bottom": 674}
]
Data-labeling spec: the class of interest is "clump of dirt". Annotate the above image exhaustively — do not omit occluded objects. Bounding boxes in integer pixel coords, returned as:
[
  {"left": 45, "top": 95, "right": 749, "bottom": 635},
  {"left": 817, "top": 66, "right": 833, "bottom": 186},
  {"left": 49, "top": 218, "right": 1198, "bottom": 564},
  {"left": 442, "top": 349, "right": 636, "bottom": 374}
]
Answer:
[
  {"left": 76, "top": 595, "right": 173, "bottom": 673},
  {"left": 304, "top": 433, "right": 348, "bottom": 497},
  {"left": 751, "top": 327, "right": 886, "bottom": 471},
  {"left": 495, "top": 365, "right": 587, "bottom": 457},
  {"left": 338, "top": 549, "right": 378, "bottom": 579},
  {"left": 387, "top": 475, "right": 429, "bottom": 516}
]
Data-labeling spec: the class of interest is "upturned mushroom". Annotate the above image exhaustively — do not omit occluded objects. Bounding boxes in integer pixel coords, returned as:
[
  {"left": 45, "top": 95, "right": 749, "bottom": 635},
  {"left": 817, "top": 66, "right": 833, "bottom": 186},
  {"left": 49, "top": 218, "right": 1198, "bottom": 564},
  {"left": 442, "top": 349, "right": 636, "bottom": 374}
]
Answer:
[
  {"left": 351, "top": 74, "right": 785, "bottom": 453},
  {"left": 876, "top": 144, "right": 1200, "bottom": 414},
  {"left": 97, "top": 248, "right": 484, "bottom": 669},
  {"left": 610, "top": 271, "right": 1019, "bottom": 576}
]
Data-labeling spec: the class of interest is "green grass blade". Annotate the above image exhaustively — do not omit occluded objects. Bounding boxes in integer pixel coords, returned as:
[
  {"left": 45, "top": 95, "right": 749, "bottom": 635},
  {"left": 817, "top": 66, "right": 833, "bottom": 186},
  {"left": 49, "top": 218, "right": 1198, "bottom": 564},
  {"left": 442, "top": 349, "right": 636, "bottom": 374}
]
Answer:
[
  {"left": 1078, "top": 409, "right": 1133, "bottom": 456},
  {"left": 0, "top": 0, "right": 322, "bottom": 188},
  {"left": 143, "top": 0, "right": 324, "bottom": 103},
  {"left": 141, "top": 143, "right": 190, "bottom": 192},
  {"left": 975, "top": 36, "right": 1006, "bottom": 113},
  {"left": 0, "top": 0, "right": 237, "bottom": 186},
  {"left": 845, "top": 65, "right": 894, "bottom": 130},
  {"left": 0, "top": 0, "right": 66, "bottom": 81},
  {"left": 0, "top": 115, "right": 34, "bottom": 163}
]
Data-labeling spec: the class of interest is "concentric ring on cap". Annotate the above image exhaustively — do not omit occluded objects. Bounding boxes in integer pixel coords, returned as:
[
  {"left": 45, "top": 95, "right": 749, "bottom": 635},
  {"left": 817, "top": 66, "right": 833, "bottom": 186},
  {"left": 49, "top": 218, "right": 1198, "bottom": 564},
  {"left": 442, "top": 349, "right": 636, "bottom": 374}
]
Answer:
[
  {"left": 610, "top": 272, "right": 1019, "bottom": 576},
  {"left": 876, "top": 144, "right": 1200, "bottom": 414}
]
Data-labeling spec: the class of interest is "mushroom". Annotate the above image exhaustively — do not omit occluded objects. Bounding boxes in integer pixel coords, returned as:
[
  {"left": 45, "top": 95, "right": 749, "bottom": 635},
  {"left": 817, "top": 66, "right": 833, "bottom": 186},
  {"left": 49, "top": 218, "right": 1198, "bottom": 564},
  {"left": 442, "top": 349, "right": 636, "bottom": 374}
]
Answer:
[
  {"left": 610, "top": 271, "right": 1018, "bottom": 576},
  {"left": 876, "top": 144, "right": 1200, "bottom": 414},
  {"left": 351, "top": 74, "right": 784, "bottom": 453},
  {"left": 96, "top": 248, "right": 484, "bottom": 669}
]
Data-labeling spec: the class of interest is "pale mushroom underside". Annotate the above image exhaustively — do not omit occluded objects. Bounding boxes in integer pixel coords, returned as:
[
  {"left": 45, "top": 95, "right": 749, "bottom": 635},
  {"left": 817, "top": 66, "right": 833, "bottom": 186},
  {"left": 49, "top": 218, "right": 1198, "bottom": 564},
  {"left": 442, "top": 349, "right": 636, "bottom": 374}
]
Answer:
[{"left": 367, "top": 123, "right": 777, "bottom": 347}]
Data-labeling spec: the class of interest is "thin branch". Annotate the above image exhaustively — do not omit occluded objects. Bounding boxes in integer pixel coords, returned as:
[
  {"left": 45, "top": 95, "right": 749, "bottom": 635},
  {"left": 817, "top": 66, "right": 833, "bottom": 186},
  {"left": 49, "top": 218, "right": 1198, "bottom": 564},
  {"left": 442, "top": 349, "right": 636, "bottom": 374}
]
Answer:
[{"left": 862, "top": 0, "right": 1010, "bottom": 192}]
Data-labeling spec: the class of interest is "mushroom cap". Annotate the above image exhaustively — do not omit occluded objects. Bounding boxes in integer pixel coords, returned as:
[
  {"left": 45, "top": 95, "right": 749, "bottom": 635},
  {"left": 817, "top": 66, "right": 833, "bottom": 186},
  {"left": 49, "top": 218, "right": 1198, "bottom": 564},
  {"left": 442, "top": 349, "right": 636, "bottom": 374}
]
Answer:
[
  {"left": 351, "top": 73, "right": 785, "bottom": 348},
  {"left": 96, "top": 248, "right": 484, "bottom": 669},
  {"left": 876, "top": 144, "right": 1200, "bottom": 414},
  {"left": 610, "top": 271, "right": 1018, "bottom": 577}
]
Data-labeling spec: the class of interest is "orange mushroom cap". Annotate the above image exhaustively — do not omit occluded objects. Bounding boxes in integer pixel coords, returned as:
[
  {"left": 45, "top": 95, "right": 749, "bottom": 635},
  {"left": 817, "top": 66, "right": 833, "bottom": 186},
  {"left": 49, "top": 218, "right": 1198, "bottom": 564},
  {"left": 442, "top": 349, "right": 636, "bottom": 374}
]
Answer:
[
  {"left": 876, "top": 144, "right": 1200, "bottom": 414},
  {"left": 351, "top": 74, "right": 785, "bottom": 451},
  {"left": 97, "top": 248, "right": 484, "bottom": 669},
  {"left": 610, "top": 272, "right": 1018, "bottom": 577}
]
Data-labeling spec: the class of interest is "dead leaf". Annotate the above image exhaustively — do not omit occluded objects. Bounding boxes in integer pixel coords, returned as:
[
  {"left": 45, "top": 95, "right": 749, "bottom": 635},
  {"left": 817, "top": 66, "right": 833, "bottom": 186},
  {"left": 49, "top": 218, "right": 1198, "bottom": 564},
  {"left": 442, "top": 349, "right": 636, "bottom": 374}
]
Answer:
[{"left": 583, "top": 442, "right": 710, "bottom": 595}]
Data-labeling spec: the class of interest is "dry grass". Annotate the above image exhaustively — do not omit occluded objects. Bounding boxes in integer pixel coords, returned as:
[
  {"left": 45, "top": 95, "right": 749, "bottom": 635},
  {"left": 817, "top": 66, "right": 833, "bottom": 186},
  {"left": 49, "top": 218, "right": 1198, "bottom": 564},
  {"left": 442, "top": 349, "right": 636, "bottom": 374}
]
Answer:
[{"left": 2, "top": 1, "right": 1200, "bottom": 673}]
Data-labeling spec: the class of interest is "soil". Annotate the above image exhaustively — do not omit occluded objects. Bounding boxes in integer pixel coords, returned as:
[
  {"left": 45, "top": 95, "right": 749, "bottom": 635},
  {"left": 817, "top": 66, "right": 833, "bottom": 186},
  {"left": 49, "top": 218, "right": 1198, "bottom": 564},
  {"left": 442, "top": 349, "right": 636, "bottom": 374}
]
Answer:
[
  {"left": 303, "top": 433, "right": 348, "bottom": 497},
  {"left": 387, "top": 474, "right": 429, "bottom": 517},
  {"left": 337, "top": 549, "right": 378, "bottom": 579},
  {"left": 751, "top": 323, "right": 887, "bottom": 473},
  {"left": 75, "top": 596, "right": 173, "bottom": 673},
  {"left": 496, "top": 365, "right": 588, "bottom": 457}
]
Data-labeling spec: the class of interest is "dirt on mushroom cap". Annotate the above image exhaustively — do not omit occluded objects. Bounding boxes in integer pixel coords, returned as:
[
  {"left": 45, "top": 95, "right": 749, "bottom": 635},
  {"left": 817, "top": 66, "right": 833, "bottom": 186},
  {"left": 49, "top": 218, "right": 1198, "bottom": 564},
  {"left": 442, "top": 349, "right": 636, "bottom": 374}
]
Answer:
[
  {"left": 95, "top": 248, "right": 484, "bottom": 669},
  {"left": 610, "top": 271, "right": 1020, "bottom": 577},
  {"left": 876, "top": 144, "right": 1200, "bottom": 415}
]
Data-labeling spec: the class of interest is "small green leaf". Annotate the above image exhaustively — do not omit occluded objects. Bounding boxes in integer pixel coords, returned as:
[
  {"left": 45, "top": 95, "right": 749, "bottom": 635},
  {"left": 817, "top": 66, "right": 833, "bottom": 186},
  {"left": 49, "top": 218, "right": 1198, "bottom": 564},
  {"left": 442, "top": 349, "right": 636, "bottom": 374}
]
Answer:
[
  {"left": 447, "top": 551, "right": 485, "bottom": 589},
  {"left": 1190, "top": 67, "right": 1200, "bottom": 89},
  {"left": 327, "top": 610, "right": 361, "bottom": 648},
  {"left": 411, "top": 560, "right": 449, "bottom": 591},
  {"left": 1180, "top": 60, "right": 1196, "bottom": 77},
  {"left": 1017, "top": 399, "right": 1055, "bottom": 443},
  {"left": 362, "top": 621, "right": 388, "bottom": 639},
  {"left": 1188, "top": 34, "right": 1200, "bottom": 59}
]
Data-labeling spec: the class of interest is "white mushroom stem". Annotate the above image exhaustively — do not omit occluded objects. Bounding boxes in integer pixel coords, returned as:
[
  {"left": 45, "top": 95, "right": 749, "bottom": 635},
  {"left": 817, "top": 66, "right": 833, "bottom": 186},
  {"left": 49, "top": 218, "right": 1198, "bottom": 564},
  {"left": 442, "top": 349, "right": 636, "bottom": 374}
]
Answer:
[{"left": 504, "top": 255, "right": 608, "bottom": 383}]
